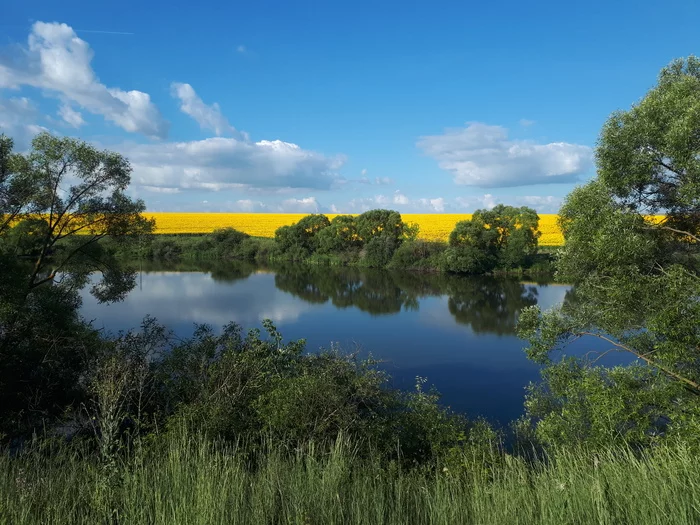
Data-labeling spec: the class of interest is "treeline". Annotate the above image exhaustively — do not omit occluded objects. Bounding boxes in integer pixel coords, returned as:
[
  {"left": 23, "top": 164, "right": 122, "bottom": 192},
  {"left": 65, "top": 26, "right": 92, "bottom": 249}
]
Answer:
[{"left": 124, "top": 205, "right": 553, "bottom": 276}]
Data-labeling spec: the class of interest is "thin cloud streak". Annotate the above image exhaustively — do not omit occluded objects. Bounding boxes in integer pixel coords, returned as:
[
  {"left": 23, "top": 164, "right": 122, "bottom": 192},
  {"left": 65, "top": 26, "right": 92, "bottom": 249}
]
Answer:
[{"left": 74, "top": 29, "right": 135, "bottom": 35}]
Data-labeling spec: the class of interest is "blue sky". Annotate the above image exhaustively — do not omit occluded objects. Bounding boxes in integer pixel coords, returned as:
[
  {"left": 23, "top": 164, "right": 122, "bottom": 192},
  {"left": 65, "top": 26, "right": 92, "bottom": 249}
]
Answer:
[{"left": 1, "top": 0, "right": 698, "bottom": 213}]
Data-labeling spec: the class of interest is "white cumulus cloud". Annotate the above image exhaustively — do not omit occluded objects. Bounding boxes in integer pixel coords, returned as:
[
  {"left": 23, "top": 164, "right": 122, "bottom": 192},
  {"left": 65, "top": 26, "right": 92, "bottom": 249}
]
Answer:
[
  {"left": 58, "top": 103, "right": 85, "bottom": 128},
  {"left": 393, "top": 191, "right": 409, "bottom": 205},
  {"left": 171, "top": 82, "right": 242, "bottom": 137},
  {"left": 423, "top": 197, "right": 446, "bottom": 212},
  {"left": 279, "top": 197, "right": 320, "bottom": 213},
  {"left": 417, "top": 122, "right": 592, "bottom": 187},
  {"left": 141, "top": 186, "right": 180, "bottom": 194},
  {"left": 356, "top": 174, "right": 394, "bottom": 186},
  {"left": 0, "top": 22, "right": 168, "bottom": 138},
  {"left": 455, "top": 194, "right": 562, "bottom": 213},
  {"left": 120, "top": 137, "right": 345, "bottom": 193}
]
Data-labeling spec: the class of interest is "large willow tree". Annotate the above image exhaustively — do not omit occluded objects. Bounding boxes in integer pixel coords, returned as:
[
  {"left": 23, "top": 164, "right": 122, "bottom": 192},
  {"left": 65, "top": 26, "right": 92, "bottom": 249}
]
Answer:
[
  {"left": 518, "top": 57, "right": 700, "bottom": 448},
  {"left": 0, "top": 132, "right": 153, "bottom": 435}
]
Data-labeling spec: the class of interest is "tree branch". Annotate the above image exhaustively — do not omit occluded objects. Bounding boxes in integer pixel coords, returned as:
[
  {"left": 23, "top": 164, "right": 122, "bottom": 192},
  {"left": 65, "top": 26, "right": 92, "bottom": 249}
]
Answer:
[
  {"left": 578, "top": 331, "right": 700, "bottom": 394},
  {"left": 650, "top": 225, "right": 700, "bottom": 243}
]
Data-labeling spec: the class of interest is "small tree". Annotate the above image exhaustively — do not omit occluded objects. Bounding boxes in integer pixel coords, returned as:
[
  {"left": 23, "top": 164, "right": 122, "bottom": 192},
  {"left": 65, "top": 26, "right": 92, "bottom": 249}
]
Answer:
[
  {"left": 274, "top": 214, "right": 330, "bottom": 257},
  {"left": 316, "top": 215, "right": 361, "bottom": 254},
  {"left": 445, "top": 205, "right": 540, "bottom": 273},
  {"left": 354, "top": 209, "right": 405, "bottom": 244}
]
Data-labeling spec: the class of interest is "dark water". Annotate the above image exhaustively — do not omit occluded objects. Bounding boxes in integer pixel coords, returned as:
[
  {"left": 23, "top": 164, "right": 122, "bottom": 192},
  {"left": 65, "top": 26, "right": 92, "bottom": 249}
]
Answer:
[{"left": 79, "top": 261, "right": 618, "bottom": 426}]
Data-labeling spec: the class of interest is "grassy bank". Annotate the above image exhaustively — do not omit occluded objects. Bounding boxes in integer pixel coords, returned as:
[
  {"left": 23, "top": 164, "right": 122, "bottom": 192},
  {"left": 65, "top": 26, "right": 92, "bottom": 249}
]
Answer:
[{"left": 1, "top": 434, "right": 698, "bottom": 524}]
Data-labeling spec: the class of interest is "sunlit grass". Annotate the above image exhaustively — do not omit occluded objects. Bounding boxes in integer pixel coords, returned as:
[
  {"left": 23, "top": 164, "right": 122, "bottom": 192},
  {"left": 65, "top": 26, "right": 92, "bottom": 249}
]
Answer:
[{"left": 1, "top": 435, "right": 698, "bottom": 524}]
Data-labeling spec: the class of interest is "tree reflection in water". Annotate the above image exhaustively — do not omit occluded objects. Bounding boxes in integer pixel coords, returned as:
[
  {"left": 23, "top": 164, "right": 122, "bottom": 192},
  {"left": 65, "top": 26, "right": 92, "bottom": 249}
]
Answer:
[
  {"left": 270, "top": 262, "right": 550, "bottom": 334},
  {"left": 133, "top": 260, "right": 556, "bottom": 336}
]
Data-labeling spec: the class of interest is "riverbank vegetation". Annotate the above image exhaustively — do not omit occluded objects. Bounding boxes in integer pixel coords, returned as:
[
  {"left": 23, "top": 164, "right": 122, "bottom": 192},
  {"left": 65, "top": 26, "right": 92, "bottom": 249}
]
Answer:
[
  {"left": 3, "top": 434, "right": 699, "bottom": 525},
  {"left": 114, "top": 205, "right": 556, "bottom": 276},
  {"left": 0, "top": 57, "right": 698, "bottom": 523}
]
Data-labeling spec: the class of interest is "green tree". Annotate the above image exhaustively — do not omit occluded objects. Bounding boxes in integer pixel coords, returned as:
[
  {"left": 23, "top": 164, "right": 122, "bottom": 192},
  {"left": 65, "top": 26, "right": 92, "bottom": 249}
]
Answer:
[
  {"left": 354, "top": 209, "right": 406, "bottom": 243},
  {"left": 0, "top": 135, "right": 35, "bottom": 235},
  {"left": 316, "top": 215, "right": 361, "bottom": 253},
  {"left": 0, "top": 132, "right": 153, "bottom": 436},
  {"left": 445, "top": 205, "right": 540, "bottom": 273},
  {"left": 517, "top": 57, "right": 700, "bottom": 448},
  {"left": 354, "top": 209, "right": 413, "bottom": 267},
  {"left": 596, "top": 55, "right": 700, "bottom": 237},
  {"left": 274, "top": 214, "right": 331, "bottom": 258}
]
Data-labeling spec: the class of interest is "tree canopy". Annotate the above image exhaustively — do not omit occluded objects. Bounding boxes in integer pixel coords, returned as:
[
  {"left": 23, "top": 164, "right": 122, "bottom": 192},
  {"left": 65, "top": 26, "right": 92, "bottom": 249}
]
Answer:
[
  {"left": 517, "top": 57, "right": 700, "bottom": 448},
  {"left": 445, "top": 205, "right": 540, "bottom": 274},
  {"left": 596, "top": 56, "right": 700, "bottom": 237},
  {"left": 0, "top": 132, "right": 153, "bottom": 434}
]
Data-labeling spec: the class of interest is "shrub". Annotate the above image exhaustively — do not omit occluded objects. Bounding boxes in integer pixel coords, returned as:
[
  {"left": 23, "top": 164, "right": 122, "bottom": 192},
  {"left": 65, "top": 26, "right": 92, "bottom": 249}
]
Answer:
[
  {"left": 361, "top": 234, "right": 400, "bottom": 268},
  {"left": 234, "top": 237, "right": 261, "bottom": 261},
  {"left": 355, "top": 209, "right": 406, "bottom": 244},
  {"left": 389, "top": 240, "right": 446, "bottom": 270},
  {"left": 151, "top": 238, "right": 183, "bottom": 259},
  {"left": 442, "top": 245, "right": 495, "bottom": 274}
]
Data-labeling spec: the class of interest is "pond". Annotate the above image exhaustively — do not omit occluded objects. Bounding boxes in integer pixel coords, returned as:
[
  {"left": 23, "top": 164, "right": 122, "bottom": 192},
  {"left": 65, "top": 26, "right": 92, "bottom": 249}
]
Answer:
[{"left": 79, "top": 261, "right": 619, "bottom": 426}]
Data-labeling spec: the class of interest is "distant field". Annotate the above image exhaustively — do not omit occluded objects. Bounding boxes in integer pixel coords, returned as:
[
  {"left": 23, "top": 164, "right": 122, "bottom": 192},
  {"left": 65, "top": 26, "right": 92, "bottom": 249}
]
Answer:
[{"left": 146, "top": 213, "right": 566, "bottom": 246}]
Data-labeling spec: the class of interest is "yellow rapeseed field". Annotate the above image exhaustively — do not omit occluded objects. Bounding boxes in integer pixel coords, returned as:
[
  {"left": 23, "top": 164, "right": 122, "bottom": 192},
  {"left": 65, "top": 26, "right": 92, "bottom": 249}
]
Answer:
[{"left": 146, "top": 212, "right": 566, "bottom": 246}]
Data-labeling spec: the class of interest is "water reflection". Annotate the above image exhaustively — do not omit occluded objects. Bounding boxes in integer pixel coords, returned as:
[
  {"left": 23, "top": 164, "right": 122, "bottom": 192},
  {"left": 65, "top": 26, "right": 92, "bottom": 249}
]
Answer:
[
  {"left": 447, "top": 280, "right": 538, "bottom": 335},
  {"left": 80, "top": 260, "right": 571, "bottom": 424},
  {"left": 94, "top": 260, "right": 562, "bottom": 338},
  {"left": 274, "top": 265, "right": 419, "bottom": 314},
  {"left": 270, "top": 263, "right": 545, "bottom": 334}
]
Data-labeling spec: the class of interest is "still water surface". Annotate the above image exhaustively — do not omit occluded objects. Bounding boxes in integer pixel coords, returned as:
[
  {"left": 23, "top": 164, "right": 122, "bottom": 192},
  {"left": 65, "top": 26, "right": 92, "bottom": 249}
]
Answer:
[{"left": 79, "top": 261, "right": 615, "bottom": 426}]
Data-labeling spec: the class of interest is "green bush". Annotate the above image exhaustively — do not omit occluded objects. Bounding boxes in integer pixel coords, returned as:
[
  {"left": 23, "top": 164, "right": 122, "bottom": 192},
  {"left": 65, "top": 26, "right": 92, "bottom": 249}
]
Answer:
[
  {"left": 442, "top": 244, "right": 495, "bottom": 274},
  {"left": 106, "top": 319, "right": 477, "bottom": 465},
  {"left": 361, "top": 234, "right": 400, "bottom": 268},
  {"left": 151, "top": 238, "right": 183, "bottom": 259},
  {"left": 388, "top": 240, "right": 447, "bottom": 270},
  {"left": 255, "top": 350, "right": 391, "bottom": 447},
  {"left": 234, "top": 237, "right": 261, "bottom": 261}
]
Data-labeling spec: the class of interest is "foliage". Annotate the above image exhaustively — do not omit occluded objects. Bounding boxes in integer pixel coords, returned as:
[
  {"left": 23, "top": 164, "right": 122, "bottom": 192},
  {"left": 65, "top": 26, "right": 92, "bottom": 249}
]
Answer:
[
  {"left": 596, "top": 56, "right": 700, "bottom": 236},
  {"left": 354, "top": 209, "right": 406, "bottom": 243},
  {"left": 271, "top": 210, "right": 417, "bottom": 268},
  {"left": 517, "top": 57, "right": 700, "bottom": 449},
  {"left": 2, "top": 434, "right": 700, "bottom": 524},
  {"left": 445, "top": 205, "right": 540, "bottom": 273},
  {"left": 129, "top": 207, "right": 555, "bottom": 275},
  {"left": 361, "top": 232, "right": 401, "bottom": 267},
  {"left": 274, "top": 213, "right": 330, "bottom": 257},
  {"left": 316, "top": 214, "right": 361, "bottom": 253},
  {"left": 0, "top": 132, "right": 153, "bottom": 437},
  {"left": 0, "top": 308, "right": 474, "bottom": 472},
  {"left": 388, "top": 239, "right": 447, "bottom": 270}
]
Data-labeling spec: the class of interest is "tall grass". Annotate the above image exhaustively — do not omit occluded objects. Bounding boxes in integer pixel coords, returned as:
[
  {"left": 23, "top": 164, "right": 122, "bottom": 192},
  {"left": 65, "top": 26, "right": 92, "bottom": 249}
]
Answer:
[{"left": 0, "top": 434, "right": 698, "bottom": 524}]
